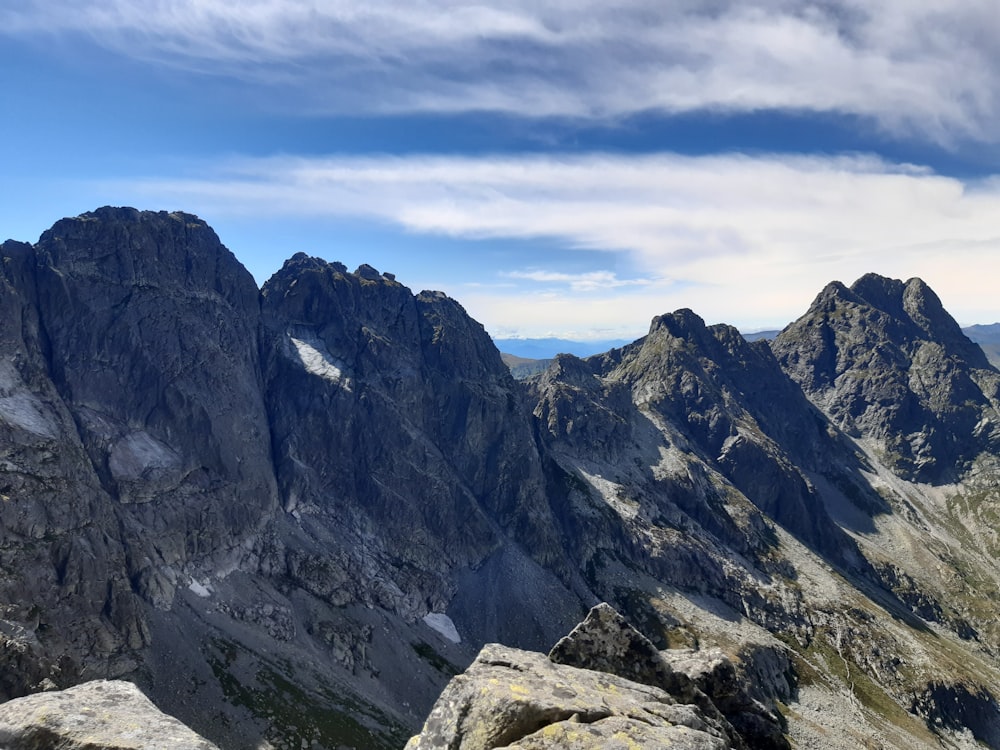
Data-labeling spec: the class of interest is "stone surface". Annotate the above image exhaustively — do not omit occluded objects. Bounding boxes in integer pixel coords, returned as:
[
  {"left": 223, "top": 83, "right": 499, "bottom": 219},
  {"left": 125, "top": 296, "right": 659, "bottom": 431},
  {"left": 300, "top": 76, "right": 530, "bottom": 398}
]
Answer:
[
  {"left": 405, "top": 643, "right": 731, "bottom": 750},
  {"left": 550, "top": 603, "right": 788, "bottom": 750},
  {"left": 549, "top": 603, "right": 689, "bottom": 698},
  {"left": 0, "top": 679, "right": 219, "bottom": 749},
  {"left": 32, "top": 207, "right": 278, "bottom": 565},
  {"left": 258, "top": 252, "right": 578, "bottom": 646},
  {"left": 772, "top": 273, "right": 1000, "bottom": 483},
  {"left": 661, "top": 648, "right": 788, "bottom": 750}
]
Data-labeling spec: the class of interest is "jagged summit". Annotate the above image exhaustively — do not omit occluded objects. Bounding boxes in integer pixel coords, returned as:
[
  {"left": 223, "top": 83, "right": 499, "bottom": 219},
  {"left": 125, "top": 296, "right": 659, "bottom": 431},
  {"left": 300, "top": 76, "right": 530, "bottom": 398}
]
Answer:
[{"left": 773, "top": 272, "right": 1000, "bottom": 482}]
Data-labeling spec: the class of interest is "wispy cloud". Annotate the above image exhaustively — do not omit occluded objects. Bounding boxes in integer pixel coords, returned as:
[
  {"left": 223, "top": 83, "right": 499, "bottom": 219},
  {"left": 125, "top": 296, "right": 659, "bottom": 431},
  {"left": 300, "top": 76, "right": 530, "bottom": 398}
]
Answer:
[
  {"left": 102, "top": 150, "right": 1000, "bottom": 334},
  {"left": 503, "top": 269, "right": 654, "bottom": 293},
  {"left": 5, "top": 1, "right": 1000, "bottom": 143}
]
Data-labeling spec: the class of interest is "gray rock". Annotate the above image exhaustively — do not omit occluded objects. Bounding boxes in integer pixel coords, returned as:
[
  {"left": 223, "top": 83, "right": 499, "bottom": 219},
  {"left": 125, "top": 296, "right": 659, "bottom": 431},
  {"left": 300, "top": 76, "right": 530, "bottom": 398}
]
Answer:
[
  {"left": 7, "top": 210, "right": 1000, "bottom": 750},
  {"left": 549, "top": 602, "right": 689, "bottom": 698},
  {"left": 661, "top": 649, "right": 788, "bottom": 750},
  {"left": 0, "top": 679, "right": 219, "bottom": 749},
  {"left": 259, "top": 252, "right": 574, "bottom": 643},
  {"left": 405, "top": 643, "right": 731, "bottom": 750},
  {"left": 549, "top": 603, "right": 788, "bottom": 750},
  {"left": 772, "top": 273, "right": 1000, "bottom": 483},
  {"left": 32, "top": 207, "right": 278, "bottom": 565}
]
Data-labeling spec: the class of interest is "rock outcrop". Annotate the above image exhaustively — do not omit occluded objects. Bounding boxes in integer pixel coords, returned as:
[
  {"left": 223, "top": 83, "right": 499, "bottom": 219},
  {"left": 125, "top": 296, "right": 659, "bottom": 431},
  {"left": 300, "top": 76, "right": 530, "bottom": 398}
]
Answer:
[
  {"left": 0, "top": 679, "right": 219, "bottom": 750},
  {"left": 549, "top": 603, "right": 787, "bottom": 750},
  {"left": 407, "top": 643, "right": 730, "bottom": 750},
  {"left": 258, "top": 252, "right": 572, "bottom": 637},
  {"left": 407, "top": 604, "right": 787, "bottom": 750}
]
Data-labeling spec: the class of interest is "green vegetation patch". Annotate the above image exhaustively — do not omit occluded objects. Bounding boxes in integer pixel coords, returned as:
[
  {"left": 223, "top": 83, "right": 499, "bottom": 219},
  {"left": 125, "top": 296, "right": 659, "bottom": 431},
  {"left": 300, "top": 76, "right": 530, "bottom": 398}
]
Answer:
[
  {"left": 794, "top": 629, "right": 934, "bottom": 743},
  {"left": 206, "top": 638, "right": 409, "bottom": 750}
]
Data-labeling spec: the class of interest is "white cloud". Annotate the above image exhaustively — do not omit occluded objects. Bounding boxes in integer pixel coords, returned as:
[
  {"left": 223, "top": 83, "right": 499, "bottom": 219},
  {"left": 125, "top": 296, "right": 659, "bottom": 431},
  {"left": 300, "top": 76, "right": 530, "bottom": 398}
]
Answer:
[
  {"left": 503, "top": 269, "right": 653, "bottom": 293},
  {"left": 5, "top": 1, "right": 1000, "bottom": 143},
  {"left": 106, "top": 150, "right": 1000, "bottom": 336}
]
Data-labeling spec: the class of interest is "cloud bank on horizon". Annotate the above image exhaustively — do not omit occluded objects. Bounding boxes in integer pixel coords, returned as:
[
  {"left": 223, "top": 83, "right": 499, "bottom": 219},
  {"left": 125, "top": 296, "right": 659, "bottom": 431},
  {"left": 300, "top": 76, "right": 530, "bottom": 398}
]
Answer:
[{"left": 4, "top": 0, "right": 1000, "bottom": 338}]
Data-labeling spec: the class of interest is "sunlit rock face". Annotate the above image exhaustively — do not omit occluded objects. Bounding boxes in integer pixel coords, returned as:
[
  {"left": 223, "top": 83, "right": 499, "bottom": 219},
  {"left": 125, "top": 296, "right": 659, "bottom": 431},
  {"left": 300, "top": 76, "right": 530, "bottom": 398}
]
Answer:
[
  {"left": 406, "top": 604, "right": 787, "bottom": 750},
  {"left": 0, "top": 680, "right": 219, "bottom": 750},
  {"left": 772, "top": 273, "right": 1000, "bottom": 483}
]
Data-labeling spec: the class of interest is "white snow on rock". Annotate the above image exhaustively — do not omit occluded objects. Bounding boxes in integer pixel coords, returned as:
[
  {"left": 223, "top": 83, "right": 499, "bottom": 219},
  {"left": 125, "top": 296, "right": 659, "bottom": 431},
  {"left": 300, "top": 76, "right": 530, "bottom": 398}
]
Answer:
[
  {"left": 0, "top": 393, "right": 58, "bottom": 438},
  {"left": 423, "top": 612, "right": 461, "bottom": 644},
  {"left": 288, "top": 333, "right": 351, "bottom": 389},
  {"left": 188, "top": 579, "right": 212, "bottom": 598}
]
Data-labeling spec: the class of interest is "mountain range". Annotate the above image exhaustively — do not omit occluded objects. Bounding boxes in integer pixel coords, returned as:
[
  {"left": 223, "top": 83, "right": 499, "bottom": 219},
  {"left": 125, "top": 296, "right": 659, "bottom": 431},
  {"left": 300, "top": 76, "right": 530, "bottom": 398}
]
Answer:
[
  {"left": 497, "top": 327, "right": 1000, "bottom": 372},
  {"left": 4, "top": 208, "right": 1000, "bottom": 748}
]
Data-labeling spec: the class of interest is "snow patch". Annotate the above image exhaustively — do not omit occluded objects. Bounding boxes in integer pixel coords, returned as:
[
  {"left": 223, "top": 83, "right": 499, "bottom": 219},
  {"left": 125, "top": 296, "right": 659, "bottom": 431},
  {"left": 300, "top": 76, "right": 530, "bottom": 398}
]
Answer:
[
  {"left": 188, "top": 579, "right": 212, "bottom": 598},
  {"left": 422, "top": 612, "right": 461, "bottom": 644},
  {"left": 288, "top": 333, "right": 351, "bottom": 389},
  {"left": 0, "top": 361, "right": 15, "bottom": 392}
]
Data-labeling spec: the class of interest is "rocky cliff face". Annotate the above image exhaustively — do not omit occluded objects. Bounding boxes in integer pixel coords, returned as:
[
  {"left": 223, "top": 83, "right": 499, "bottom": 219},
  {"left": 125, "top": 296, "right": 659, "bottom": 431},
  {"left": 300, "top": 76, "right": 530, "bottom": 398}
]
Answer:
[
  {"left": 772, "top": 274, "right": 1000, "bottom": 482},
  {"left": 4, "top": 209, "right": 1000, "bottom": 749},
  {"left": 258, "top": 253, "right": 572, "bottom": 636}
]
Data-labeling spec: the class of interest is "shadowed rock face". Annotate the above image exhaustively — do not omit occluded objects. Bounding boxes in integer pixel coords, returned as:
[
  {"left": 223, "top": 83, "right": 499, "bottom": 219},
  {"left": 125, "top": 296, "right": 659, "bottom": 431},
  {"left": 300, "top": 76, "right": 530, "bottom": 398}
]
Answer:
[
  {"left": 549, "top": 602, "right": 686, "bottom": 698},
  {"left": 0, "top": 213, "right": 585, "bottom": 748},
  {"left": 33, "top": 208, "right": 278, "bottom": 559},
  {"left": 549, "top": 603, "right": 788, "bottom": 750},
  {"left": 258, "top": 253, "right": 576, "bottom": 643},
  {"left": 772, "top": 274, "right": 1000, "bottom": 482},
  {"left": 0, "top": 680, "right": 219, "bottom": 750},
  {"left": 0, "top": 236, "right": 144, "bottom": 692}
]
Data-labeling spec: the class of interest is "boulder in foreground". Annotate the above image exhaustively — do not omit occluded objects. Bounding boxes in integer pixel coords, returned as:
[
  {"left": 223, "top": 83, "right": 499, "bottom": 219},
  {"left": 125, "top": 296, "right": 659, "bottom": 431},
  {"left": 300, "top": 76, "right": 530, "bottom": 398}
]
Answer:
[
  {"left": 406, "top": 603, "right": 794, "bottom": 749},
  {"left": 405, "top": 642, "right": 731, "bottom": 749},
  {"left": 0, "top": 680, "right": 219, "bottom": 750}
]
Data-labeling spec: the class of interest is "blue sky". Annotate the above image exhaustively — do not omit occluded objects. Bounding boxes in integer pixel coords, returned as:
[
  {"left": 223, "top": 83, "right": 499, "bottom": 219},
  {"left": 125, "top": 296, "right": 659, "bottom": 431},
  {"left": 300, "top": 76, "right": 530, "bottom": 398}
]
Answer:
[{"left": 4, "top": 1, "right": 1000, "bottom": 340}]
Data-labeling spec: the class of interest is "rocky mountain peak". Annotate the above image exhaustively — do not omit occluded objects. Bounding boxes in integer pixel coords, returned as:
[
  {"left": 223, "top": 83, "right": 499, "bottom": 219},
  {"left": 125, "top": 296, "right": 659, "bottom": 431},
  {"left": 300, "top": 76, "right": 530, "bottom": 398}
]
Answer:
[
  {"left": 648, "top": 307, "right": 707, "bottom": 338},
  {"left": 849, "top": 272, "right": 908, "bottom": 317},
  {"left": 843, "top": 274, "right": 988, "bottom": 367},
  {"left": 35, "top": 208, "right": 255, "bottom": 306},
  {"left": 773, "top": 273, "right": 1000, "bottom": 482}
]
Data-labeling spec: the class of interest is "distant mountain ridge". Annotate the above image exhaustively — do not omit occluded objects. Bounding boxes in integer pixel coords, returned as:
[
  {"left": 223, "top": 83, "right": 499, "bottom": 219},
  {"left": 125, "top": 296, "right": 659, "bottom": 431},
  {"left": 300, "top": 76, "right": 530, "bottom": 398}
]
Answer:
[
  {"left": 966, "top": 323, "right": 1000, "bottom": 367},
  {"left": 493, "top": 336, "right": 632, "bottom": 359},
  {"left": 499, "top": 325, "right": 1000, "bottom": 369},
  {"left": 5, "top": 208, "right": 1000, "bottom": 748}
]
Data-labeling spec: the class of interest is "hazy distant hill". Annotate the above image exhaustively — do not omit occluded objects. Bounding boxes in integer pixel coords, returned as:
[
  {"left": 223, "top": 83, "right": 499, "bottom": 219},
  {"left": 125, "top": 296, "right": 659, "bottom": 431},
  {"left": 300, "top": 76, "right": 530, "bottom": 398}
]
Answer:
[
  {"left": 498, "top": 332, "right": 783, "bottom": 378},
  {"left": 741, "top": 329, "right": 781, "bottom": 341},
  {"left": 964, "top": 323, "right": 1000, "bottom": 367},
  {"left": 499, "top": 325, "right": 1000, "bottom": 367},
  {"left": 493, "top": 336, "right": 631, "bottom": 359},
  {"left": 493, "top": 323, "right": 1000, "bottom": 380},
  {"left": 499, "top": 352, "right": 552, "bottom": 379}
]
